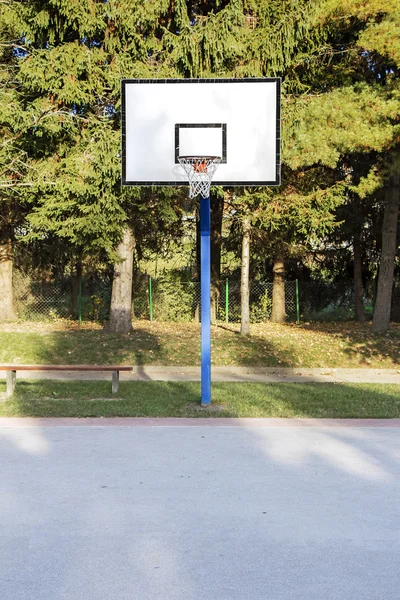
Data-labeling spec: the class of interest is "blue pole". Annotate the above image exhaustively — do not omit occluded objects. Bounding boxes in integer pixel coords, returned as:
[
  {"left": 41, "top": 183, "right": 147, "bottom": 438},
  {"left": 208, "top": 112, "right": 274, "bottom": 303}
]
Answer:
[{"left": 200, "top": 195, "right": 211, "bottom": 405}]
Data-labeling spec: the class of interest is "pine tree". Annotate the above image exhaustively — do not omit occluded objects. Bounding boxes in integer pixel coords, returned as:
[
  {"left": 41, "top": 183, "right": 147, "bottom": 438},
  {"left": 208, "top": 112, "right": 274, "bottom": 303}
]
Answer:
[
  {"left": 3, "top": 0, "right": 399, "bottom": 333},
  {"left": 6, "top": 0, "right": 331, "bottom": 330},
  {"left": 2, "top": 1, "right": 184, "bottom": 328},
  {"left": 284, "top": 0, "right": 400, "bottom": 330},
  {"left": 0, "top": 1, "right": 43, "bottom": 319}
]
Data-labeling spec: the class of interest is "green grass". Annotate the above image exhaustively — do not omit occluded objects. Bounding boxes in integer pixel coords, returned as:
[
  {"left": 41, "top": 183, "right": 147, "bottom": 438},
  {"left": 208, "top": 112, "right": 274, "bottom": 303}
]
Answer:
[
  {"left": 0, "top": 380, "right": 399, "bottom": 418},
  {"left": 0, "top": 321, "right": 399, "bottom": 368}
]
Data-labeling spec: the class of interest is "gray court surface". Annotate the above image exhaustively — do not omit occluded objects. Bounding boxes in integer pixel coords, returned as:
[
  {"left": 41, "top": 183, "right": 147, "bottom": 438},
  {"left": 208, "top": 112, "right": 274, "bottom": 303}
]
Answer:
[{"left": 1, "top": 423, "right": 399, "bottom": 599}]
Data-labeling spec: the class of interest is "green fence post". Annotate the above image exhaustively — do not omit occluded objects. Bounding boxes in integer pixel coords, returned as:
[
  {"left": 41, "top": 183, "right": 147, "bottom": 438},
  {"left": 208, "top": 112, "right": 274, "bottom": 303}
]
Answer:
[
  {"left": 225, "top": 278, "right": 229, "bottom": 324},
  {"left": 78, "top": 275, "right": 82, "bottom": 326},
  {"left": 149, "top": 275, "right": 153, "bottom": 321},
  {"left": 295, "top": 279, "right": 300, "bottom": 325}
]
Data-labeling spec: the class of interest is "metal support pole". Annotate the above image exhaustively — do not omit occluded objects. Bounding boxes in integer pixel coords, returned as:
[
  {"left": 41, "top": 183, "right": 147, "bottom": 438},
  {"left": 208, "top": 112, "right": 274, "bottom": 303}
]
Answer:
[
  {"left": 200, "top": 196, "right": 211, "bottom": 405},
  {"left": 296, "top": 279, "right": 300, "bottom": 325},
  {"left": 149, "top": 276, "right": 153, "bottom": 321}
]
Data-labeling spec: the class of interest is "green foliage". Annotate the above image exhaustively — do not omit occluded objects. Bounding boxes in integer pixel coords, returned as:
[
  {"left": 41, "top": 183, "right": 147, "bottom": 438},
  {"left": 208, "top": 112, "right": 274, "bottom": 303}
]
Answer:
[
  {"left": 83, "top": 292, "right": 111, "bottom": 323},
  {"left": 304, "top": 305, "right": 355, "bottom": 322},
  {"left": 227, "top": 167, "right": 346, "bottom": 270},
  {"left": 285, "top": 85, "right": 400, "bottom": 170},
  {"left": 23, "top": 122, "right": 127, "bottom": 256},
  {"left": 358, "top": 11, "right": 400, "bottom": 67},
  {"left": 250, "top": 288, "right": 272, "bottom": 322},
  {"left": 20, "top": 44, "right": 108, "bottom": 106},
  {"left": 0, "top": 0, "right": 399, "bottom": 317},
  {"left": 153, "top": 271, "right": 196, "bottom": 322}
]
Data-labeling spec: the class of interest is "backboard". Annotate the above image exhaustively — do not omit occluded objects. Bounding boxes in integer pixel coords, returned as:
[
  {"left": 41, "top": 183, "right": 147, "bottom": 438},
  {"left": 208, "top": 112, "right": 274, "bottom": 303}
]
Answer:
[{"left": 121, "top": 78, "right": 280, "bottom": 187}]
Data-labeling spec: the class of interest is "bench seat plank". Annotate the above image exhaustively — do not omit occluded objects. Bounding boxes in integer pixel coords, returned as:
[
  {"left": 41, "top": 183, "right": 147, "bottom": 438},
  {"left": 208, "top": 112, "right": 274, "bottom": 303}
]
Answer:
[
  {"left": 0, "top": 365, "right": 132, "bottom": 372},
  {"left": 0, "top": 365, "right": 132, "bottom": 397}
]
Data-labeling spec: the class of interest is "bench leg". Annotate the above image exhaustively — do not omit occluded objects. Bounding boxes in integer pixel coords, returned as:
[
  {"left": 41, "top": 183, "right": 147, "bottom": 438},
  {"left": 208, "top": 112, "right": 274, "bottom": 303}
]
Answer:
[
  {"left": 112, "top": 371, "right": 119, "bottom": 394},
  {"left": 6, "top": 370, "right": 16, "bottom": 397}
]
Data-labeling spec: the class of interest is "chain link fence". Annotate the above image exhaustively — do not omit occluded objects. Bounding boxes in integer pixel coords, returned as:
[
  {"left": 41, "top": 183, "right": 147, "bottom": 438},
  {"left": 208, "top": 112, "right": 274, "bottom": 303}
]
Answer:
[
  {"left": 6, "top": 270, "right": 399, "bottom": 324},
  {"left": 299, "top": 281, "right": 356, "bottom": 321},
  {"left": 13, "top": 272, "right": 71, "bottom": 321},
  {"left": 132, "top": 278, "right": 298, "bottom": 323}
]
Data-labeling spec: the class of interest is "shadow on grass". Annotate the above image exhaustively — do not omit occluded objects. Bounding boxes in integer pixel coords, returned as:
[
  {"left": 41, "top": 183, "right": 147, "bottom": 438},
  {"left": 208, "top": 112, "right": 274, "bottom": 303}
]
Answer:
[
  {"left": 212, "top": 324, "right": 297, "bottom": 367},
  {"left": 0, "top": 319, "right": 304, "bottom": 413},
  {"left": 0, "top": 380, "right": 399, "bottom": 419},
  {"left": 3, "top": 320, "right": 399, "bottom": 414},
  {"left": 36, "top": 326, "right": 164, "bottom": 368},
  {"left": 0, "top": 321, "right": 299, "bottom": 368},
  {"left": 299, "top": 321, "right": 400, "bottom": 366}
]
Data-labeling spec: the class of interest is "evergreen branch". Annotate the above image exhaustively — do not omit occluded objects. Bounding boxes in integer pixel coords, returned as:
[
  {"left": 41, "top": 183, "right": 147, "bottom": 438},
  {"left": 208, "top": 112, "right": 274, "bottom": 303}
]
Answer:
[
  {"left": 0, "top": 43, "right": 31, "bottom": 53},
  {"left": 0, "top": 181, "right": 57, "bottom": 188},
  {"left": 0, "top": 152, "right": 28, "bottom": 178}
]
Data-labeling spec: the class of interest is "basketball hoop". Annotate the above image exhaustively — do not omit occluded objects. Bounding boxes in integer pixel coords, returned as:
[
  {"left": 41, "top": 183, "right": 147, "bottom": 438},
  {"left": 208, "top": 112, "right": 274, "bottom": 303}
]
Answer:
[{"left": 178, "top": 155, "right": 221, "bottom": 199}]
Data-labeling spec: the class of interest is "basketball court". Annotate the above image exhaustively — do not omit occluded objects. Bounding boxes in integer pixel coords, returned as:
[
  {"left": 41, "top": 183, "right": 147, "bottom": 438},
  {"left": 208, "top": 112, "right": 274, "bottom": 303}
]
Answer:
[
  {"left": 1, "top": 79, "right": 393, "bottom": 600},
  {"left": 1, "top": 420, "right": 399, "bottom": 599}
]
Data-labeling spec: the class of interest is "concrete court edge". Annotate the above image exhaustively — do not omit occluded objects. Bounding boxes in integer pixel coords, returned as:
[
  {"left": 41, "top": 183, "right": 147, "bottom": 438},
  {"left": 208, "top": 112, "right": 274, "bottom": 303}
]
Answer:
[{"left": 1, "top": 418, "right": 400, "bottom": 427}]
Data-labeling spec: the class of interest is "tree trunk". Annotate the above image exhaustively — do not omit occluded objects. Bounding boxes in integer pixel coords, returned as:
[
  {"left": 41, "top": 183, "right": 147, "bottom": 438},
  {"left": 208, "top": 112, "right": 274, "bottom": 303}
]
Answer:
[
  {"left": 210, "top": 193, "right": 224, "bottom": 323},
  {"left": 271, "top": 252, "right": 286, "bottom": 323},
  {"left": 372, "top": 175, "right": 400, "bottom": 333},
  {"left": 0, "top": 238, "right": 17, "bottom": 321},
  {"left": 240, "top": 216, "right": 251, "bottom": 335},
  {"left": 108, "top": 226, "right": 135, "bottom": 333},
  {"left": 353, "top": 231, "right": 366, "bottom": 322}
]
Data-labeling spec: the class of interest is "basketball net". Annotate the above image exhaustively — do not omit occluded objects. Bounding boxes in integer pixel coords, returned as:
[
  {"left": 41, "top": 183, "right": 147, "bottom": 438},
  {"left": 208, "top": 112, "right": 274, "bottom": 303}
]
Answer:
[{"left": 178, "top": 156, "right": 221, "bottom": 199}]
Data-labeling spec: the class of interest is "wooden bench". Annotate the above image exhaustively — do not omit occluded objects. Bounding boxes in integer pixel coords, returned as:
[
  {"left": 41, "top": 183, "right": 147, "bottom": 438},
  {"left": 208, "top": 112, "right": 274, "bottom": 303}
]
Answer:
[{"left": 0, "top": 365, "right": 133, "bottom": 397}]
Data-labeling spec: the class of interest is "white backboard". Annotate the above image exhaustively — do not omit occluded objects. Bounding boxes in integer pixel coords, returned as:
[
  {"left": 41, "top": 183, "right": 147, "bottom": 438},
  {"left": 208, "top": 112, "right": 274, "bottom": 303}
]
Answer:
[{"left": 122, "top": 78, "right": 280, "bottom": 187}]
